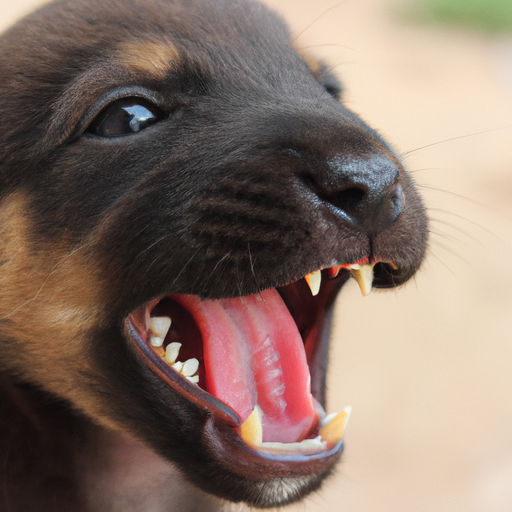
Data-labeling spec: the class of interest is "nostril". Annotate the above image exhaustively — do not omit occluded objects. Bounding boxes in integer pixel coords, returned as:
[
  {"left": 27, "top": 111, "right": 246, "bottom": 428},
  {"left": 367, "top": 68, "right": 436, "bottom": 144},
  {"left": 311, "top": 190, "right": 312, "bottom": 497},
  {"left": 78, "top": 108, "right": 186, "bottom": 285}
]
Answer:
[
  {"left": 297, "top": 170, "right": 368, "bottom": 220},
  {"left": 330, "top": 187, "right": 366, "bottom": 215}
]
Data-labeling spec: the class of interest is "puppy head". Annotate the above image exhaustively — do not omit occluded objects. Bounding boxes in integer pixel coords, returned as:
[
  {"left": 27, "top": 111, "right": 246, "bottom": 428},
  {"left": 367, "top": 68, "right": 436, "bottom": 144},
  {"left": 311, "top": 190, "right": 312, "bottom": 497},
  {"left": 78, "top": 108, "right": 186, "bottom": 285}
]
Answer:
[{"left": 0, "top": 0, "right": 428, "bottom": 507}]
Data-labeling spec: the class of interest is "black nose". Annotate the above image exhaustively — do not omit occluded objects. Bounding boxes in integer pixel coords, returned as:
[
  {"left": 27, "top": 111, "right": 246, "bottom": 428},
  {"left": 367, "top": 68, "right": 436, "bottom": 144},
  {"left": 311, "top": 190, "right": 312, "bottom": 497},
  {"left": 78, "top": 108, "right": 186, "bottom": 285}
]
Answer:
[{"left": 303, "top": 153, "right": 404, "bottom": 236}]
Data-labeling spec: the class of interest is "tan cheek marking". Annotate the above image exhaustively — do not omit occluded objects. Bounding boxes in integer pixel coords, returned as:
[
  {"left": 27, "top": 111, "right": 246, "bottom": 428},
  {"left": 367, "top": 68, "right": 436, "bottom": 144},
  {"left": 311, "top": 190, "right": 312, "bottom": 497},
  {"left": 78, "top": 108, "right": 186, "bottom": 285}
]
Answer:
[
  {"left": 0, "top": 192, "right": 108, "bottom": 411},
  {"left": 116, "top": 41, "right": 181, "bottom": 79}
]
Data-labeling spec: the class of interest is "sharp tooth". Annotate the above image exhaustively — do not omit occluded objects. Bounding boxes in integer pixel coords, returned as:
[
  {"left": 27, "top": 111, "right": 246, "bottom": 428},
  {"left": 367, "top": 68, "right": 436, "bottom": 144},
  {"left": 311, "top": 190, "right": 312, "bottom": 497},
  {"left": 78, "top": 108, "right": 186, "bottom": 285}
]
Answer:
[
  {"left": 150, "top": 336, "right": 164, "bottom": 347},
  {"left": 150, "top": 316, "right": 172, "bottom": 339},
  {"left": 240, "top": 406, "right": 263, "bottom": 446},
  {"left": 304, "top": 269, "right": 322, "bottom": 296},
  {"left": 182, "top": 358, "right": 199, "bottom": 377},
  {"left": 187, "top": 375, "right": 200, "bottom": 384},
  {"left": 319, "top": 406, "right": 352, "bottom": 445},
  {"left": 165, "top": 342, "right": 182, "bottom": 364},
  {"left": 350, "top": 264, "right": 374, "bottom": 296}
]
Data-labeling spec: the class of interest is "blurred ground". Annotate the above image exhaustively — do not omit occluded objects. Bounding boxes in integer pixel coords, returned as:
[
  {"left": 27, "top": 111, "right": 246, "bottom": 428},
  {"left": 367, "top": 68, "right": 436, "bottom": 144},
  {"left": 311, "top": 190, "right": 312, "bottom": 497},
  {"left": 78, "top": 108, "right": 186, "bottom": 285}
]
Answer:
[{"left": 2, "top": 1, "right": 512, "bottom": 511}]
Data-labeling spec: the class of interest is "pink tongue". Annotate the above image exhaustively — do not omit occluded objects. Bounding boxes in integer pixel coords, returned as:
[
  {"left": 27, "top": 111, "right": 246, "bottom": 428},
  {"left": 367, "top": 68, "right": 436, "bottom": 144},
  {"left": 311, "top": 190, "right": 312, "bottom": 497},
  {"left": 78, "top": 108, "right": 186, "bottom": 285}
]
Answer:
[{"left": 174, "top": 290, "right": 316, "bottom": 443}]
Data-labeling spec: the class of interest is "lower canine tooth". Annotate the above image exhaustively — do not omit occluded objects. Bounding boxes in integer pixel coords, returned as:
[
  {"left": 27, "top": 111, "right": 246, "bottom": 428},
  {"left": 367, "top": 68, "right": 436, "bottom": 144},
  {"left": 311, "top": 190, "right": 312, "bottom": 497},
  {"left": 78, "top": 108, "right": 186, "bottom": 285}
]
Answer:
[
  {"left": 240, "top": 406, "right": 263, "bottom": 446},
  {"left": 350, "top": 264, "right": 374, "bottom": 296},
  {"left": 305, "top": 269, "right": 322, "bottom": 296},
  {"left": 319, "top": 406, "right": 352, "bottom": 445}
]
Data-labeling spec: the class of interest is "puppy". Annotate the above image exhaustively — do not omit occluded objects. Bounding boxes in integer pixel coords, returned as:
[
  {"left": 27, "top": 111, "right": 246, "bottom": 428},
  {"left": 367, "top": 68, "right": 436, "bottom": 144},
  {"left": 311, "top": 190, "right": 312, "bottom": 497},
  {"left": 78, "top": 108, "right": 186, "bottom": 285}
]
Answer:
[{"left": 0, "top": 0, "right": 428, "bottom": 510}]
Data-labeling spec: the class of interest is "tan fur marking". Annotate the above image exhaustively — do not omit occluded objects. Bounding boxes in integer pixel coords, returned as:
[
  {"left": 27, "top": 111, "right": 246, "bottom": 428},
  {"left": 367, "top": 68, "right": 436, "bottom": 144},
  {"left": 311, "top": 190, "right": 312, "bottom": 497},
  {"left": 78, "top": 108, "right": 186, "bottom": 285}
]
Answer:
[
  {"left": 0, "top": 192, "right": 108, "bottom": 417},
  {"left": 116, "top": 41, "right": 181, "bottom": 78}
]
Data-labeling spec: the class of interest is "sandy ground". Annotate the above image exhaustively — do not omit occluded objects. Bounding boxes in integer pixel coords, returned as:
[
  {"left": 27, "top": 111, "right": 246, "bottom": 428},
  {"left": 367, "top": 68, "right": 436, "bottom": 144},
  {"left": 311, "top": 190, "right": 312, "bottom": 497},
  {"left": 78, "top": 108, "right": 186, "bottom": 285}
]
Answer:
[{"left": 2, "top": 1, "right": 512, "bottom": 511}]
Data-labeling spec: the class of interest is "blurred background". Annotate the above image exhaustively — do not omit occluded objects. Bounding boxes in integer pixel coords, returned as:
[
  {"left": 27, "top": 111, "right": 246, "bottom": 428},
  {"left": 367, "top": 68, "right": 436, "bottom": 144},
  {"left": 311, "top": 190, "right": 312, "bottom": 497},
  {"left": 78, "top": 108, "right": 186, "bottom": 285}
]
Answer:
[{"left": 2, "top": 0, "right": 512, "bottom": 511}]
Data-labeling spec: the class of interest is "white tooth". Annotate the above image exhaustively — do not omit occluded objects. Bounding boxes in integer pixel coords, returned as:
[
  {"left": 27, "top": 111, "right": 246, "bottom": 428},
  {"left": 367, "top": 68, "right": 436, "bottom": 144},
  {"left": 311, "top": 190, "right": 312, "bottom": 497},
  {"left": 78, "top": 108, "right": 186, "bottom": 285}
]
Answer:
[
  {"left": 187, "top": 375, "right": 200, "bottom": 384},
  {"left": 182, "top": 358, "right": 199, "bottom": 377},
  {"left": 258, "top": 437, "right": 327, "bottom": 455},
  {"left": 305, "top": 269, "right": 322, "bottom": 296},
  {"left": 150, "top": 336, "right": 164, "bottom": 347},
  {"left": 172, "top": 361, "right": 184, "bottom": 372},
  {"left": 350, "top": 264, "right": 374, "bottom": 296},
  {"left": 150, "top": 316, "right": 172, "bottom": 339},
  {"left": 165, "top": 342, "right": 181, "bottom": 364}
]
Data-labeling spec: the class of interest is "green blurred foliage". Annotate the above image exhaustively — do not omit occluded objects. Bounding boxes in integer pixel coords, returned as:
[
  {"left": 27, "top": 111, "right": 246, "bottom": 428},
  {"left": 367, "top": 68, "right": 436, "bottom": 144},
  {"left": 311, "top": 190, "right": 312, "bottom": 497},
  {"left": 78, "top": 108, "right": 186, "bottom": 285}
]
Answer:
[{"left": 402, "top": 0, "right": 512, "bottom": 32}]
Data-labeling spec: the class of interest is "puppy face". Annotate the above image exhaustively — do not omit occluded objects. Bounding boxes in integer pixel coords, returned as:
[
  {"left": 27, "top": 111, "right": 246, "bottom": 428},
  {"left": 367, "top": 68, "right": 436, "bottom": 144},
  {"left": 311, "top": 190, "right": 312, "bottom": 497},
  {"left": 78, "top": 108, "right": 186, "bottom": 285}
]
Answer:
[{"left": 0, "top": 0, "right": 428, "bottom": 507}]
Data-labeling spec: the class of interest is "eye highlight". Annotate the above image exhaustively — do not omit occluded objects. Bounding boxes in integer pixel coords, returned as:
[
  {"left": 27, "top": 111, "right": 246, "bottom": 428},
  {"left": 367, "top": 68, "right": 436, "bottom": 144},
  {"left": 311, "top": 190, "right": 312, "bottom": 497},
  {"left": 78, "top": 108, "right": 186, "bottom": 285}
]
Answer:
[{"left": 88, "top": 97, "right": 165, "bottom": 137}]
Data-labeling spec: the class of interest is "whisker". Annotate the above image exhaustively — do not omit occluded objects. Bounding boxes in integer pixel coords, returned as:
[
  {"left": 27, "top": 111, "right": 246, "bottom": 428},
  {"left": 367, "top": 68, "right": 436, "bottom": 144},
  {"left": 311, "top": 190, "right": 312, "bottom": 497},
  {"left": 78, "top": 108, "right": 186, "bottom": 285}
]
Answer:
[
  {"left": 429, "top": 229, "right": 470, "bottom": 250},
  {"left": 300, "top": 43, "right": 356, "bottom": 52},
  {"left": 169, "top": 249, "right": 201, "bottom": 289},
  {"left": 427, "top": 208, "right": 503, "bottom": 242},
  {"left": 425, "top": 247, "right": 459, "bottom": 276},
  {"left": 247, "top": 243, "right": 263, "bottom": 298},
  {"left": 429, "top": 217, "right": 484, "bottom": 246},
  {"left": 428, "top": 239, "right": 470, "bottom": 265},
  {"left": 208, "top": 251, "right": 233, "bottom": 280},
  {"left": 420, "top": 184, "right": 494, "bottom": 211},
  {"left": 140, "top": 233, "right": 174, "bottom": 258},
  {"left": 409, "top": 167, "right": 443, "bottom": 175},
  {"left": 292, "top": 2, "right": 347, "bottom": 42},
  {"left": 401, "top": 125, "right": 512, "bottom": 157}
]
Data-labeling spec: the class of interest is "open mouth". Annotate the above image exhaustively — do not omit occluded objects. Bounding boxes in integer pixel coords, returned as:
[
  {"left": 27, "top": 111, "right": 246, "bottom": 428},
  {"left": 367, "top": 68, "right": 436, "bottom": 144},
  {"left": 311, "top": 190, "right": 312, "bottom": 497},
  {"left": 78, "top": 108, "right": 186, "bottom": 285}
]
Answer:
[{"left": 126, "top": 258, "right": 380, "bottom": 459}]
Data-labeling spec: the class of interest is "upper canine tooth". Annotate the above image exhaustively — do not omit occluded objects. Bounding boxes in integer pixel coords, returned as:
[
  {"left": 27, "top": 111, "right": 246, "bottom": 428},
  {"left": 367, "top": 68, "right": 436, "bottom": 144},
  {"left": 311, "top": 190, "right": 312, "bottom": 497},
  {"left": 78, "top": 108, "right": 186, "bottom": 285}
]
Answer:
[
  {"left": 240, "top": 406, "right": 263, "bottom": 446},
  {"left": 319, "top": 405, "right": 352, "bottom": 445},
  {"left": 305, "top": 269, "right": 322, "bottom": 296},
  {"left": 349, "top": 264, "right": 374, "bottom": 296},
  {"left": 166, "top": 342, "right": 182, "bottom": 364},
  {"left": 150, "top": 316, "right": 172, "bottom": 339}
]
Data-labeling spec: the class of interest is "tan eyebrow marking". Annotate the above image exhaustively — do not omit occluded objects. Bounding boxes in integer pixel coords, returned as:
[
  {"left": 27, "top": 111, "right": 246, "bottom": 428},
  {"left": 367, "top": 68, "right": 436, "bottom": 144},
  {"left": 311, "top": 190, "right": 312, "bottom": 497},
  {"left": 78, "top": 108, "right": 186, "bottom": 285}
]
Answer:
[{"left": 116, "top": 41, "right": 181, "bottom": 79}]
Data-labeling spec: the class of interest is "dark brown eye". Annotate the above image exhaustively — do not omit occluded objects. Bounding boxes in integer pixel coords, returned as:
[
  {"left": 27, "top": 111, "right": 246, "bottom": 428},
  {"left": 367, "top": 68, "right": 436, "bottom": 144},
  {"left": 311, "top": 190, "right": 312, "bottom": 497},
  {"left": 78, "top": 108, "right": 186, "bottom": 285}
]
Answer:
[{"left": 88, "top": 98, "right": 165, "bottom": 137}]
